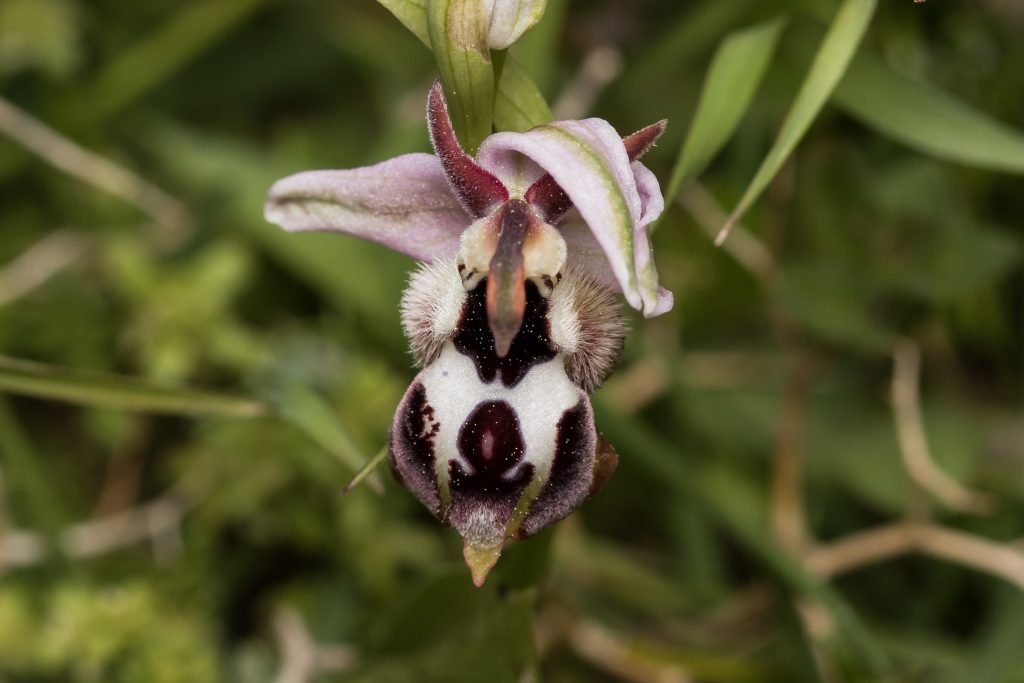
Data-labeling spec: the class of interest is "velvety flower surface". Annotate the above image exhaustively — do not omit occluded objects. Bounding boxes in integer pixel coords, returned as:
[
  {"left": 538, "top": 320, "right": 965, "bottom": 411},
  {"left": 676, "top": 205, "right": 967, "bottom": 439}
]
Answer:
[{"left": 265, "top": 82, "right": 671, "bottom": 585}]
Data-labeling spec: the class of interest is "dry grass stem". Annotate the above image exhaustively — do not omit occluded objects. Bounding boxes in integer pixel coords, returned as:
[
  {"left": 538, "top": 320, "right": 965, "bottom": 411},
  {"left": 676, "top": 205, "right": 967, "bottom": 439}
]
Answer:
[
  {"left": 771, "top": 354, "right": 815, "bottom": 554},
  {"left": 272, "top": 606, "right": 357, "bottom": 683},
  {"left": 0, "top": 231, "right": 91, "bottom": 306},
  {"left": 0, "top": 492, "right": 194, "bottom": 571},
  {"left": 566, "top": 619, "right": 693, "bottom": 683},
  {"left": 891, "top": 339, "right": 995, "bottom": 515},
  {"left": 808, "top": 521, "right": 1024, "bottom": 591}
]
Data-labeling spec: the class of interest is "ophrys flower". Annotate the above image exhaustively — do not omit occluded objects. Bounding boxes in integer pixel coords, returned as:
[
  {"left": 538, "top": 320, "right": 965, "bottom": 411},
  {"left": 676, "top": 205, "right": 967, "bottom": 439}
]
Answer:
[{"left": 265, "top": 82, "right": 670, "bottom": 585}]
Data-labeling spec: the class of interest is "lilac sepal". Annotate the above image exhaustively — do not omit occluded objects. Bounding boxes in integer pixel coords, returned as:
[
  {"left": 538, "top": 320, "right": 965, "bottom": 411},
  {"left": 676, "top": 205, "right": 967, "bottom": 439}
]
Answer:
[{"left": 264, "top": 153, "right": 468, "bottom": 262}]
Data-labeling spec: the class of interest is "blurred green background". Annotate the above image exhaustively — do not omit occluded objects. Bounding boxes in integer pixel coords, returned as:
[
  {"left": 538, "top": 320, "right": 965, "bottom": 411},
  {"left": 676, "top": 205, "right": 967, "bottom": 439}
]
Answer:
[{"left": 0, "top": 0, "right": 1022, "bottom": 681}]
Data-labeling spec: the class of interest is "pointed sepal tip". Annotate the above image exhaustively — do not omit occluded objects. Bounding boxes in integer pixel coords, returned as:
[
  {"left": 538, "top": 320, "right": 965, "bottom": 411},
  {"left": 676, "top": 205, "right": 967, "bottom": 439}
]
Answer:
[{"left": 463, "top": 542, "right": 504, "bottom": 587}]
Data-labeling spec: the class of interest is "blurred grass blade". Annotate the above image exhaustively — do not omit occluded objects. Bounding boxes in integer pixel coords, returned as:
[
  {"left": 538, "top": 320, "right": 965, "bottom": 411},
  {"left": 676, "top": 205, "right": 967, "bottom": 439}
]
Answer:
[
  {"left": 378, "top": 0, "right": 550, "bottom": 136},
  {"left": 0, "top": 355, "right": 267, "bottom": 418},
  {"left": 666, "top": 17, "right": 786, "bottom": 203},
  {"left": 0, "top": 396, "right": 67, "bottom": 544},
  {"left": 494, "top": 57, "right": 553, "bottom": 131},
  {"left": 81, "top": 0, "right": 266, "bottom": 120},
  {"left": 620, "top": 0, "right": 756, "bottom": 101},
  {"left": 718, "top": 0, "right": 876, "bottom": 244},
  {"left": 274, "top": 385, "right": 383, "bottom": 492},
  {"left": 145, "top": 123, "right": 406, "bottom": 354},
  {"left": 343, "top": 446, "right": 389, "bottom": 495},
  {"left": 780, "top": 599, "right": 827, "bottom": 682},
  {"left": 944, "top": 590, "right": 1024, "bottom": 683},
  {"left": 834, "top": 51, "right": 1024, "bottom": 174},
  {"left": 426, "top": 0, "right": 495, "bottom": 154}
]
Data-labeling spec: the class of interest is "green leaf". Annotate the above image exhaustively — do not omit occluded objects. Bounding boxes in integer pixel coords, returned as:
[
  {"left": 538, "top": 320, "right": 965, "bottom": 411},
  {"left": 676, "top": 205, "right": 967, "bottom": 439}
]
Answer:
[
  {"left": 377, "top": 0, "right": 551, "bottom": 137},
  {"left": 720, "top": 0, "right": 877, "bottom": 243},
  {"left": 272, "top": 384, "right": 381, "bottom": 489},
  {"left": 834, "top": 50, "right": 1024, "bottom": 174},
  {"left": 665, "top": 17, "right": 786, "bottom": 203},
  {"left": 79, "top": 0, "right": 267, "bottom": 120},
  {"left": 776, "top": 263, "right": 895, "bottom": 354},
  {"left": 426, "top": 0, "right": 495, "bottom": 154},
  {"left": 342, "top": 446, "right": 389, "bottom": 495},
  {"left": 494, "top": 57, "right": 552, "bottom": 131},
  {"left": 943, "top": 590, "right": 1024, "bottom": 683},
  {"left": 0, "top": 0, "right": 80, "bottom": 78},
  {"left": 0, "top": 396, "right": 67, "bottom": 543},
  {"left": 0, "top": 355, "right": 267, "bottom": 418},
  {"left": 620, "top": 0, "right": 756, "bottom": 101},
  {"left": 362, "top": 572, "right": 536, "bottom": 683}
]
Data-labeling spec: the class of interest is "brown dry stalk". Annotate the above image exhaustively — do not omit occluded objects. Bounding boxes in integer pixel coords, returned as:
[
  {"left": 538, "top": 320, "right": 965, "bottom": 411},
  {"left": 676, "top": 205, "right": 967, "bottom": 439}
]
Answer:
[
  {"left": 272, "top": 606, "right": 356, "bottom": 683},
  {"left": 808, "top": 521, "right": 1024, "bottom": 591},
  {"left": 0, "top": 231, "right": 91, "bottom": 306},
  {"left": 891, "top": 339, "right": 995, "bottom": 515},
  {"left": 565, "top": 619, "right": 693, "bottom": 683},
  {"left": 771, "top": 354, "right": 816, "bottom": 554},
  {"left": 0, "top": 492, "right": 194, "bottom": 571}
]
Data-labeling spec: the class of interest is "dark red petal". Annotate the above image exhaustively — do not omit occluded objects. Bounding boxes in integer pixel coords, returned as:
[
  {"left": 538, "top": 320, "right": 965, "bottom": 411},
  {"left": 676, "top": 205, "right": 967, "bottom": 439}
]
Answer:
[
  {"left": 523, "top": 174, "right": 573, "bottom": 223},
  {"left": 427, "top": 82, "right": 508, "bottom": 218},
  {"left": 524, "top": 119, "right": 669, "bottom": 223},
  {"left": 622, "top": 119, "right": 668, "bottom": 161}
]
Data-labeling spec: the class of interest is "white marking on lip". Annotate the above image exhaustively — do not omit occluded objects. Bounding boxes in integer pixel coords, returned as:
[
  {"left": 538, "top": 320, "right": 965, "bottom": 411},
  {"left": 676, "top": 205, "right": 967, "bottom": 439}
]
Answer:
[{"left": 419, "top": 343, "right": 583, "bottom": 486}]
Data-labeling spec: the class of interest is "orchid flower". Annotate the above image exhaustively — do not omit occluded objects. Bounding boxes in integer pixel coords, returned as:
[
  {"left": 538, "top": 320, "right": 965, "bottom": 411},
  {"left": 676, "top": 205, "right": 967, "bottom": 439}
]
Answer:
[{"left": 265, "top": 82, "right": 671, "bottom": 585}]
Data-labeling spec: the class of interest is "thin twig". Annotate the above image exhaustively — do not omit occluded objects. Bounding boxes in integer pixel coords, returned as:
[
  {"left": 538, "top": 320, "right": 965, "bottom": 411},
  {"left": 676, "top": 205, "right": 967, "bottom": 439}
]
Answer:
[
  {"left": 0, "top": 95, "right": 193, "bottom": 247},
  {"left": 272, "top": 606, "right": 356, "bottom": 683},
  {"left": 891, "top": 339, "right": 995, "bottom": 515},
  {"left": 771, "top": 354, "right": 816, "bottom": 555},
  {"left": 91, "top": 417, "right": 152, "bottom": 516},
  {"left": 565, "top": 619, "right": 692, "bottom": 683},
  {"left": 0, "top": 231, "right": 91, "bottom": 306},
  {"left": 808, "top": 521, "right": 1024, "bottom": 591},
  {"left": 794, "top": 599, "right": 842, "bottom": 683},
  {"left": 0, "top": 492, "right": 194, "bottom": 570}
]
